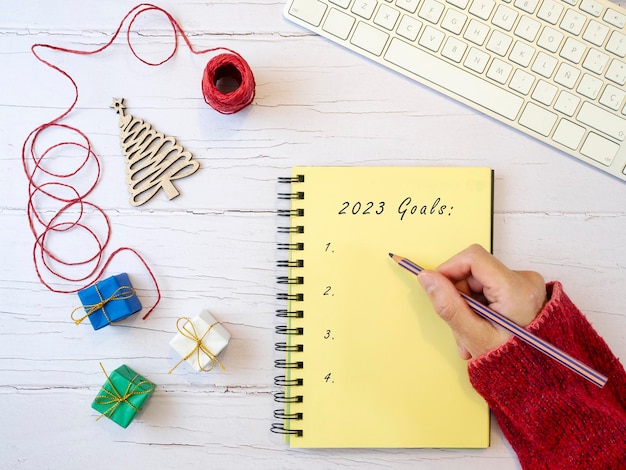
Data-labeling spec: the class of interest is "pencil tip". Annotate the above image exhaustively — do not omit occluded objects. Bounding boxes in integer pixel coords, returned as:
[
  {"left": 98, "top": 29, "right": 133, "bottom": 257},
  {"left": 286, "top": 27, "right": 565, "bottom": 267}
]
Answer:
[{"left": 388, "top": 252, "right": 394, "bottom": 258}]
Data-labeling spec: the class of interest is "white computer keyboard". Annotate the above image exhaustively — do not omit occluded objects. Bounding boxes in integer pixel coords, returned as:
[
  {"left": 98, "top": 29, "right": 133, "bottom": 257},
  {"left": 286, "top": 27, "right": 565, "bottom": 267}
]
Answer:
[{"left": 284, "top": 0, "right": 626, "bottom": 182}]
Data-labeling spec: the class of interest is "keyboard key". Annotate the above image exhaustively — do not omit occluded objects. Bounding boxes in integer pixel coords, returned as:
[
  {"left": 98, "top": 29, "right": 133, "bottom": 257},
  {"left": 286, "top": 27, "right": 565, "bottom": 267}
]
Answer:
[
  {"left": 396, "top": 0, "right": 420, "bottom": 13},
  {"left": 509, "top": 41, "right": 535, "bottom": 67},
  {"left": 577, "top": 73, "right": 603, "bottom": 99},
  {"left": 582, "top": 20, "right": 609, "bottom": 46},
  {"left": 514, "top": 0, "right": 540, "bottom": 14},
  {"left": 515, "top": 16, "right": 541, "bottom": 42},
  {"left": 605, "top": 31, "right": 626, "bottom": 58},
  {"left": 519, "top": 102, "right": 557, "bottom": 136},
  {"left": 351, "top": 21, "right": 389, "bottom": 55},
  {"left": 581, "top": 133, "right": 619, "bottom": 166},
  {"left": 288, "top": 0, "right": 326, "bottom": 26},
  {"left": 554, "top": 62, "right": 581, "bottom": 88},
  {"left": 599, "top": 84, "right": 626, "bottom": 111},
  {"left": 582, "top": 49, "right": 609, "bottom": 74},
  {"left": 464, "top": 19, "right": 491, "bottom": 45},
  {"left": 509, "top": 69, "right": 535, "bottom": 94},
  {"left": 531, "top": 51, "right": 558, "bottom": 77},
  {"left": 486, "top": 30, "right": 513, "bottom": 56},
  {"left": 442, "top": 9, "right": 468, "bottom": 34},
  {"left": 384, "top": 38, "right": 524, "bottom": 119},
  {"left": 537, "top": 27, "right": 564, "bottom": 53},
  {"left": 553, "top": 119, "right": 585, "bottom": 149},
  {"left": 578, "top": 102, "right": 626, "bottom": 141},
  {"left": 329, "top": 0, "right": 351, "bottom": 7},
  {"left": 465, "top": 47, "right": 491, "bottom": 72},
  {"left": 532, "top": 79, "right": 558, "bottom": 105},
  {"left": 580, "top": 0, "right": 603, "bottom": 17},
  {"left": 605, "top": 59, "right": 626, "bottom": 85},
  {"left": 469, "top": 0, "right": 496, "bottom": 20},
  {"left": 492, "top": 5, "right": 518, "bottom": 31},
  {"left": 352, "top": 0, "right": 377, "bottom": 19},
  {"left": 419, "top": 0, "right": 446, "bottom": 24},
  {"left": 560, "top": 9, "right": 586, "bottom": 35},
  {"left": 374, "top": 4, "right": 400, "bottom": 30},
  {"left": 537, "top": 0, "right": 564, "bottom": 24},
  {"left": 323, "top": 8, "right": 355, "bottom": 39},
  {"left": 554, "top": 90, "right": 581, "bottom": 116},
  {"left": 487, "top": 58, "right": 513, "bottom": 83},
  {"left": 604, "top": 9, "right": 626, "bottom": 28},
  {"left": 442, "top": 36, "right": 468, "bottom": 62},
  {"left": 560, "top": 37, "right": 586, "bottom": 64},
  {"left": 419, "top": 25, "right": 446, "bottom": 51},
  {"left": 447, "top": 0, "right": 470, "bottom": 9},
  {"left": 397, "top": 15, "right": 423, "bottom": 41}
]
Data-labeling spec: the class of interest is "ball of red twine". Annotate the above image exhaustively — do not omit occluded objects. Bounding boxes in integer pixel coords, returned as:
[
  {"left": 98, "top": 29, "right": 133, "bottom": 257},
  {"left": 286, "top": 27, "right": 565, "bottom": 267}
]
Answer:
[{"left": 202, "top": 53, "right": 255, "bottom": 115}]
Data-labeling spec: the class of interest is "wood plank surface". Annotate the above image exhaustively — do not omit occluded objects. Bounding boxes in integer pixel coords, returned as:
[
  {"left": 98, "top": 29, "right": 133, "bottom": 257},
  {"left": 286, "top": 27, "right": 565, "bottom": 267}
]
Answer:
[{"left": 1, "top": 1, "right": 624, "bottom": 468}]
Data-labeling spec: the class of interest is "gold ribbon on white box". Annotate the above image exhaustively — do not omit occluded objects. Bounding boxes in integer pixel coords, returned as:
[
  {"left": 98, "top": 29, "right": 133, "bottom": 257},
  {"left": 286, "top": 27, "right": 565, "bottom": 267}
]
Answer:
[{"left": 168, "top": 313, "right": 230, "bottom": 373}]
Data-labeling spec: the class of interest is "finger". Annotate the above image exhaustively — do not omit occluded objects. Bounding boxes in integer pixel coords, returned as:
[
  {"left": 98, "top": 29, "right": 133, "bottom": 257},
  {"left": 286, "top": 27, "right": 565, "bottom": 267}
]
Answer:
[
  {"left": 437, "top": 244, "right": 510, "bottom": 287},
  {"left": 439, "top": 246, "right": 546, "bottom": 327},
  {"left": 490, "top": 270, "right": 546, "bottom": 325},
  {"left": 417, "top": 270, "right": 503, "bottom": 358}
]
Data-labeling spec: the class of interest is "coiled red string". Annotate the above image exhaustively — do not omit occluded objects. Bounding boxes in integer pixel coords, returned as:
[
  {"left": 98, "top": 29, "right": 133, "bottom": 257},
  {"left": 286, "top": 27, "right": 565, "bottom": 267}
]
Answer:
[
  {"left": 202, "top": 53, "right": 256, "bottom": 114},
  {"left": 22, "top": 4, "right": 253, "bottom": 318}
]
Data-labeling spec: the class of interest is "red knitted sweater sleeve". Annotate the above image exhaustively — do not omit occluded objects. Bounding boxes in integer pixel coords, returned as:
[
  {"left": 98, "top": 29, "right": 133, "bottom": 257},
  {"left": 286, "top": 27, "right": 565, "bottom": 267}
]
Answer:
[{"left": 468, "top": 282, "right": 626, "bottom": 470}]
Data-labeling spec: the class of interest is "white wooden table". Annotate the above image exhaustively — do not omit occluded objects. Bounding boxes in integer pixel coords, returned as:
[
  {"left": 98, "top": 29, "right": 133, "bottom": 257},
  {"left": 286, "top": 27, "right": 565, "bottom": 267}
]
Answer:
[{"left": 2, "top": 1, "right": 624, "bottom": 468}]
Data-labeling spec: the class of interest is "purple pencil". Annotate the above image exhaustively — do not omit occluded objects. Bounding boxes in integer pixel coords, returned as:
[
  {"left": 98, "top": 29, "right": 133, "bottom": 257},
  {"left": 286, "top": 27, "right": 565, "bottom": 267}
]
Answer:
[{"left": 390, "top": 253, "right": 607, "bottom": 388}]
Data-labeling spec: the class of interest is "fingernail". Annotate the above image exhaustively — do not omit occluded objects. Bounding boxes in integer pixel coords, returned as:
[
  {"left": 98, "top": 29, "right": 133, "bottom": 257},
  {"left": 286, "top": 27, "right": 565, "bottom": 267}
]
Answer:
[{"left": 418, "top": 272, "right": 437, "bottom": 293}]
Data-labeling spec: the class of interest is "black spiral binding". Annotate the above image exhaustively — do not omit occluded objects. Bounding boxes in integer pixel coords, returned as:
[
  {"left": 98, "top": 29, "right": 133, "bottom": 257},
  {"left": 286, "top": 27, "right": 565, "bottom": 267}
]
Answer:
[{"left": 272, "top": 174, "right": 305, "bottom": 438}]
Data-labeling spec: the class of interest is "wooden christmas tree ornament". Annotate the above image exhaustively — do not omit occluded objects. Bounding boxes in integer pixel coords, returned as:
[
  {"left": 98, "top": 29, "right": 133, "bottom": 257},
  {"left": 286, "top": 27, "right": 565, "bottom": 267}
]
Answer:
[{"left": 112, "top": 98, "right": 200, "bottom": 206}]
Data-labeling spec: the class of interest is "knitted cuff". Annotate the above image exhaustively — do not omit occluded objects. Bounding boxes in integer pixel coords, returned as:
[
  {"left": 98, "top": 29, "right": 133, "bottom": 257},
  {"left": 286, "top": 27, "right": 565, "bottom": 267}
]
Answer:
[
  {"left": 467, "top": 283, "right": 626, "bottom": 469},
  {"left": 468, "top": 282, "right": 579, "bottom": 398}
]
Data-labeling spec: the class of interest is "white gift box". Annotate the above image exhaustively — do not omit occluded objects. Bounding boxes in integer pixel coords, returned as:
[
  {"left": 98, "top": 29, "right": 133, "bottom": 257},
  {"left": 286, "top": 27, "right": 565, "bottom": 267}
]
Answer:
[{"left": 169, "top": 310, "right": 231, "bottom": 372}]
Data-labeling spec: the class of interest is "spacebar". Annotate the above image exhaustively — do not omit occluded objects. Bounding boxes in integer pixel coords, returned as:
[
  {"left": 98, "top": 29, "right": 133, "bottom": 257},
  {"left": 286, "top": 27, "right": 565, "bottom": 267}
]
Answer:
[{"left": 384, "top": 38, "right": 523, "bottom": 121}]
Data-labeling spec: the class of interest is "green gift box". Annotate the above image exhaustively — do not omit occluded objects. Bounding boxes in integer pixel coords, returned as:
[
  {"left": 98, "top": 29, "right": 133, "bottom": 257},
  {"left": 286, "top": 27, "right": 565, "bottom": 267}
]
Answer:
[{"left": 91, "top": 364, "right": 155, "bottom": 428}]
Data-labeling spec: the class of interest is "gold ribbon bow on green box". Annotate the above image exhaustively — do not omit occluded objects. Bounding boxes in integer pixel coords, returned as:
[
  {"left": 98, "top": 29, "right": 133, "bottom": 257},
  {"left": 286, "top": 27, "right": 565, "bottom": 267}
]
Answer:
[
  {"left": 92, "top": 363, "right": 155, "bottom": 428},
  {"left": 169, "top": 311, "right": 231, "bottom": 373}
]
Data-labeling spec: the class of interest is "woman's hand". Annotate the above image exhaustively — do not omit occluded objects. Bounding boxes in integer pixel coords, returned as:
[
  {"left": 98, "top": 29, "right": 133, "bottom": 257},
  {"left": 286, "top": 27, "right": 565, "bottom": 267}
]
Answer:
[{"left": 417, "top": 244, "right": 547, "bottom": 359}]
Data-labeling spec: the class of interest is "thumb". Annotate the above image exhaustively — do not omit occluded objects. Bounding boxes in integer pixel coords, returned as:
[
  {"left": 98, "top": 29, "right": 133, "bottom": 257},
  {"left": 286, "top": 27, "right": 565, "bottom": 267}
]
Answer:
[{"left": 417, "top": 271, "right": 495, "bottom": 359}]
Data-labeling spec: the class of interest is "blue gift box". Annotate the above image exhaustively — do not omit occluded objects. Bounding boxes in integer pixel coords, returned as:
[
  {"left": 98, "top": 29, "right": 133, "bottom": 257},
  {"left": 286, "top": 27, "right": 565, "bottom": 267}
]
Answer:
[{"left": 76, "top": 273, "right": 142, "bottom": 330}]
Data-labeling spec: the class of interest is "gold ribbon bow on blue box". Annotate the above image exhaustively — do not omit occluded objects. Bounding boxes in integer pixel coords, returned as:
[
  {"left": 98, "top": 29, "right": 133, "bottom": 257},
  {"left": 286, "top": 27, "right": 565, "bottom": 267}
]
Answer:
[{"left": 73, "top": 273, "right": 142, "bottom": 330}]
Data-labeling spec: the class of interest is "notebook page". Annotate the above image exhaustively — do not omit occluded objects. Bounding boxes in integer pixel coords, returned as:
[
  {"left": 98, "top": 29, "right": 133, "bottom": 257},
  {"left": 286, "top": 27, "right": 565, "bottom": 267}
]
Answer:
[{"left": 285, "top": 166, "right": 492, "bottom": 448}]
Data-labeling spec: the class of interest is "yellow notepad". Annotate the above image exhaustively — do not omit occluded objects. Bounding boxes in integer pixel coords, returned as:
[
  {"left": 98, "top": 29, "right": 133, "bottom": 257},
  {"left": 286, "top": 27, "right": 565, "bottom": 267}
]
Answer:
[{"left": 274, "top": 167, "right": 493, "bottom": 448}]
